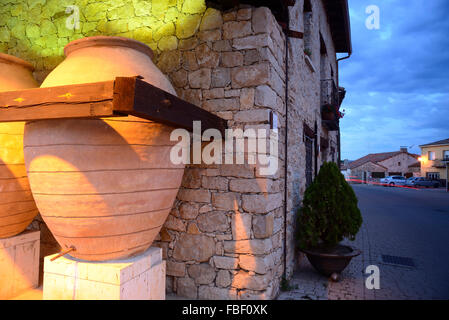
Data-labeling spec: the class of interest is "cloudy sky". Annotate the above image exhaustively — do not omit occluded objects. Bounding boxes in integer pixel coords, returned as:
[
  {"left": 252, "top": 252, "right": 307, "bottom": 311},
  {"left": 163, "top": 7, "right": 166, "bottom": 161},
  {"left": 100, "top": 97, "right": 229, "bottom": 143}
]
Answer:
[{"left": 338, "top": 0, "right": 449, "bottom": 160}]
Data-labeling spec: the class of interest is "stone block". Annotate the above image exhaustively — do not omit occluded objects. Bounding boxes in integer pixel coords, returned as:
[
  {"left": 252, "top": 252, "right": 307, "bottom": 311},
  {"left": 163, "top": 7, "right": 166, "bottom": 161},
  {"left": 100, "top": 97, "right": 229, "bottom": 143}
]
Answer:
[
  {"left": 195, "top": 43, "right": 220, "bottom": 68},
  {"left": 188, "top": 263, "right": 216, "bottom": 285},
  {"left": 252, "top": 213, "right": 274, "bottom": 239},
  {"left": 0, "top": 231, "right": 40, "bottom": 299},
  {"left": 203, "top": 98, "right": 239, "bottom": 112},
  {"left": 223, "top": 239, "right": 272, "bottom": 255},
  {"left": 198, "top": 285, "right": 238, "bottom": 300},
  {"left": 223, "top": 21, "right": 252, "bottom": 39},
  {"left": 216, "top": 270, "right": 232, "bottom": 287},
  {"left": 166, "top": 260, "right": 186, "bottom": 277},
  {"left": 211, "top": 67, "right": 231, "bottom": 88},
  {"left": 221, "top": 51, "right": 244, "bottom": 68},
  {"left": 200, "top": 8, "right": 223, "bottom": 31},
  {"left": 231, "top": 63, "right": 270, "bottom": 88},
  {"left": 232, "top": 270, "right": 270, "bottom": 291},
  {"left": 238, "top": 254, "right": 273, "bottom": 274},
  {"left": 179, "top": 202, "right": 200, "bottom": 220},
  {"left": 177, "top": 188, "right": 211, "bottom": 203},
  {"left": 232, "top": 34, "right": 272, "bottom": 50},
  {"left": 231, "top": 212, "right": 252, "bottom": 240},
  {"left": 240, "top": 87, "right": 255, "bottom": 110},
  {"left": 43, "top": 247, "right": 165, "bottom": 300},
  {"left": 201, "top": 176, "right": 228, "bottom": 191},
  {"left": 241, "top": 193, "right": 283, "bottom": 214},
  {"left": 234, "top": 109, "right": 270, "bottom": 123},
  {"left": 197, "top": 211, "right": 229, "bottom": 233},
  {"left": 172, "top": 234, "right": 215, "bottom": 262},
  {"left": 177, "top": 277, "right": 198, "bottom": 299},
  {"left": 212, "top": 192, "right": 240, "bottom": 211},
  {"left": 188, "top": 68, "right": 211, "bottom": 89},
  {"left": 255, "top": 85, "right": 277, "bottom": 107},
  {"left": 212, "top": 255, "right": 239, "bottom": 269}
]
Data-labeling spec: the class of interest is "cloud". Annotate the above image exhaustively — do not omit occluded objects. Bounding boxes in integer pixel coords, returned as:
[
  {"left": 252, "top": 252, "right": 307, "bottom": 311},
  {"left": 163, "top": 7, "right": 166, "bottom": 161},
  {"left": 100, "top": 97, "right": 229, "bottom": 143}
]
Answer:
[{"left": 340, "top": 0, "right": 449, "bottom": 160}]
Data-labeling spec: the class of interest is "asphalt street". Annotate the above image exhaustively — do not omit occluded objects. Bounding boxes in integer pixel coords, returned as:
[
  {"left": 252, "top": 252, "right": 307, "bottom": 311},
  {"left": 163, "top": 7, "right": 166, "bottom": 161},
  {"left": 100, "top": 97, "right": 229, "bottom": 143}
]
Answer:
[
  {"left": 278, "top": 184, "right": 449, "bottom": 300},
  {"left": 351, "top": 184, "right": 449, "bottom": 299}
]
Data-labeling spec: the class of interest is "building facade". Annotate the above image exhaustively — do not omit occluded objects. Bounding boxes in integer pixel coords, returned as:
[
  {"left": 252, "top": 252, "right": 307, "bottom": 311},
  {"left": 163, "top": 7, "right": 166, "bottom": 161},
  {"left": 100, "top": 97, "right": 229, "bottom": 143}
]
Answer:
[
  {"left": 0, "top": 0, "right": 351, "bottom": 299},
  {"left": 419, "top": 139, "right": 449, "bottom": 185},
  {"left": 348, "top": 148, "right": 420, "bottom": 182}
]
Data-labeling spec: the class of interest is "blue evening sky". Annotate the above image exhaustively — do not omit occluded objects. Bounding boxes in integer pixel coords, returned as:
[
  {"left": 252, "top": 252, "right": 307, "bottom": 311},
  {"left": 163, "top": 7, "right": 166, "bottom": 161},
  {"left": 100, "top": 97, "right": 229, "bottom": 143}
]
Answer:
[{"left": 338, "top": 0, "right": 449, "bottom": 160}]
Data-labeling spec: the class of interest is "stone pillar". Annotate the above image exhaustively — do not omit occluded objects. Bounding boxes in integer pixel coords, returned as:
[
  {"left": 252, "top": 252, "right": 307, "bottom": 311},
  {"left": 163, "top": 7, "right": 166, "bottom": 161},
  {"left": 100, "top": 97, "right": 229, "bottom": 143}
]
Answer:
[
  {"left": 0, "top": 230, "right": 40, "bottom": 299},
  {"left": 43, "top": 247, "right": 165, "bottom": 300}
]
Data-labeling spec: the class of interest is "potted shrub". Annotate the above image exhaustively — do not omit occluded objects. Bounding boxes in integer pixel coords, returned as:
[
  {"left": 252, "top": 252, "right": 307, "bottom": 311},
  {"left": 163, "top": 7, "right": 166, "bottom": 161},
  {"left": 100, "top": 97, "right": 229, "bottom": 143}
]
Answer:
[{"left": 296, "top": 162, "right": 363, "bottom": 279}]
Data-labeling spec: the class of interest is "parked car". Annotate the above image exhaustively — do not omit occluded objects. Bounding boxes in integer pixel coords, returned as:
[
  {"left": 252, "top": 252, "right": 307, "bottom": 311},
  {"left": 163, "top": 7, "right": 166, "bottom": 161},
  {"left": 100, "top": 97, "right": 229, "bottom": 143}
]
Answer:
[
  {"left": 406, "top": 177, "right": 440, "bottom": 188},
  {"left": 406, "top": 177, "right": 418, "bottom": 186},
  {"left": 380, "top": 176, "right": 407, "bottom": 187}
]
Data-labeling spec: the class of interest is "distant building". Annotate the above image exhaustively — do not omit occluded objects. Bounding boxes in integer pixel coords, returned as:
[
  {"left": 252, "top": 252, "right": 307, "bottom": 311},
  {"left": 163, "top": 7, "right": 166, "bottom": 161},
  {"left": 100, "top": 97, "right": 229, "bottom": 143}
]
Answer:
[
  {"left": 419, "top": 138, "right": 449, "bottom": 185},
  {"left": 348, "top": 147, "right": 420, "bottom": 182},
  {"left": 340, "top": 159, "right": 353, "bottom": 180}
]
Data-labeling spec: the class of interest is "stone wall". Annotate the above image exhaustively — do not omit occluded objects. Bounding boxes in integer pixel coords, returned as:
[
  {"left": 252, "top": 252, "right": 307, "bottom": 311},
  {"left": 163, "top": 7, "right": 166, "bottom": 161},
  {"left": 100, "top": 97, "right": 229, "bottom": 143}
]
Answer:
[
  {"left": 283, "top": 0, "right": 340, "bottom": 278},
  {"left": 378, "top": 153, "right": 420, "bottom": 175},
  {"left": 0, "top": 0, "right": 343, "bottom": 299},
  {"left": 152, "top": 5, "right": 287, "bottom": 300}
]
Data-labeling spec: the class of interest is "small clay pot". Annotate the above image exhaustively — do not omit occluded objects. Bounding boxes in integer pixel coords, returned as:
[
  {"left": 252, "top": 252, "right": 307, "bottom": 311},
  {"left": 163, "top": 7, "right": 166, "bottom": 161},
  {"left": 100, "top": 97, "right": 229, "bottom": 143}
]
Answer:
[
  {"left": 0, "top": 53, "right": 39, "bottom": 238},
  {"left": 24, "top": 36, "right": 185, "bottom": 260}
]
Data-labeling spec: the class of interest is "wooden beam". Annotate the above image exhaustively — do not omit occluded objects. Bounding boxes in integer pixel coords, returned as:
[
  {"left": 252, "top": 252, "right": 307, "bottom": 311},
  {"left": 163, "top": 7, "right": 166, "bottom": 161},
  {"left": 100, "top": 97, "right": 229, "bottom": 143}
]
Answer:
[
  {"left": 0, "top": 81, "right": 115, "bottom": 121},
  {"left": 0, "top": 77, "right": 228, "bottom": 135},
  {"left": 113, "top": 77, "right": 228, "bottom": 135}
]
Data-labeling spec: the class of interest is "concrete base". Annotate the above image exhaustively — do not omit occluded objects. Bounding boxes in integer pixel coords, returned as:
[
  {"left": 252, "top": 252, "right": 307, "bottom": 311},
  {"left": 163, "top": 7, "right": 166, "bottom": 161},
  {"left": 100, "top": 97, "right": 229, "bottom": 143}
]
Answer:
[
  {"left": 43, "top": 246, "right": 165, "bottom": 300},
  {"left": 0, "top": 230, "right": 40, "bottom": 299}
]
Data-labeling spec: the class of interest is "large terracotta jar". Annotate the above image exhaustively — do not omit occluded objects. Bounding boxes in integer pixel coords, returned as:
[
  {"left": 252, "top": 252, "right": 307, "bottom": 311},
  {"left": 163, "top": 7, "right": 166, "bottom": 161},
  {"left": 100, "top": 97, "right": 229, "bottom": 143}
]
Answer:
[
  {"left": 23, "top": 36, "right": 185, "bottom": 261},
  {"left": 0, "top": 53, "right": 39, "bottom": 238}
]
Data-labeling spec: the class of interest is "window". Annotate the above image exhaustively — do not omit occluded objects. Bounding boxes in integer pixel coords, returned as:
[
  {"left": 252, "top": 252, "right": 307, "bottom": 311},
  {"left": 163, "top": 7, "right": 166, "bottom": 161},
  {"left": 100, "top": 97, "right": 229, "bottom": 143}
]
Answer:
[
  {"left": 427, "top": 172, "right": 440, "bottom": 180},
  {"left": 428, "top": 151, "right": 435, "bottom": 160},
  {"left": 398, "top": 162, "right": 401, "bottom": 166},
  {"left": 303, "top": 0, "right": 313, "bottom": 54},
  {"left": 443, "top": 150, "right": 449, "bottom": 159}
]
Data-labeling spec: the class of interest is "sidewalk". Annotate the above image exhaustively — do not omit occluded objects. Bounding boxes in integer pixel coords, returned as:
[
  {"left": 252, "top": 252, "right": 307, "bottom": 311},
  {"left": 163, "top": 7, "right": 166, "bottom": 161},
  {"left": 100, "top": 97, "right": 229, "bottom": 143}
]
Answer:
[{"left": 277, "top": 223, "right": 376, "bottom": 300}]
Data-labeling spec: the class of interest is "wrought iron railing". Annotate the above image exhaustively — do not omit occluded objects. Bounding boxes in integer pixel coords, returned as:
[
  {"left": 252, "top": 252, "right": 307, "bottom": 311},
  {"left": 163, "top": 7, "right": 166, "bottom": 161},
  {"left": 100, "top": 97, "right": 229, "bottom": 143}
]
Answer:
[{"left": 320, "top": 79, "right": 339, "bottom": 107}]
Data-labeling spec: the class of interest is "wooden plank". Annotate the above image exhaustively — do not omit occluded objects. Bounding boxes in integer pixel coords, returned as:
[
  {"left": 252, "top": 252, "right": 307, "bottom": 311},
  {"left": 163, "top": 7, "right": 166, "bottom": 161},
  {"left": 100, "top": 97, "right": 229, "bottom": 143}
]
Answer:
[
  {"left": 0, "top": 81, "right": 115, "bottom": 122},
  {"left": 113, "top": 77, "right": 228, "bottom": 136},
  {"left": 0, "top": 77, "right": 228, "bottom": 135}
]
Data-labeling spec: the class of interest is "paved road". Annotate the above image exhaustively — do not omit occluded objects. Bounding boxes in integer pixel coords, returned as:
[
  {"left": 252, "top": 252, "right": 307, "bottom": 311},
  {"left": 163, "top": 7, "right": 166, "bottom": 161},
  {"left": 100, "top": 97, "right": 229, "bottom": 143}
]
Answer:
[{"left": 279, "top": 184, "right": 449, "bottom": 300}]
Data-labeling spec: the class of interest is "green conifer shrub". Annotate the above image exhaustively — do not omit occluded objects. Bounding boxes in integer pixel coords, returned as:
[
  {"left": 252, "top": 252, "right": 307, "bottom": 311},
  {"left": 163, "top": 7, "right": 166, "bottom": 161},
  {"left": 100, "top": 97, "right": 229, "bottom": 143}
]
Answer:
[{"left": 296, "top": 162, "right": 362, "bottom": 250}]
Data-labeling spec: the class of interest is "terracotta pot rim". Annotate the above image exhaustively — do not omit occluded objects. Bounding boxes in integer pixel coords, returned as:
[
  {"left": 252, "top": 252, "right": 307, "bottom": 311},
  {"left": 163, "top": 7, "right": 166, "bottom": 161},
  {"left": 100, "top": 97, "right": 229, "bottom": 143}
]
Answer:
[
  {"left": 0, "top": 52, "right": 35, "bottom": 71},
  {"left": 64, "top": 36, "right": 154, "bottom": 60},
  {"left": 301, "top": 245, "right": 361, "bottom": 258}
]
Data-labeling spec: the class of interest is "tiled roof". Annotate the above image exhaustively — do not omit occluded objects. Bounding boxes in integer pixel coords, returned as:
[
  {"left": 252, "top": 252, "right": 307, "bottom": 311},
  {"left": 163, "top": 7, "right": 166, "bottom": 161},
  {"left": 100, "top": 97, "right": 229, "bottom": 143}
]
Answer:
[
  {"left": 349, "top": 151, "right": 419, "bottom": 170},
  {"left": 419, "top": 138, "right": 449, "bottom": 147},
  {"left": 408, "top": 161, "right": 421, "bottom": 168}
]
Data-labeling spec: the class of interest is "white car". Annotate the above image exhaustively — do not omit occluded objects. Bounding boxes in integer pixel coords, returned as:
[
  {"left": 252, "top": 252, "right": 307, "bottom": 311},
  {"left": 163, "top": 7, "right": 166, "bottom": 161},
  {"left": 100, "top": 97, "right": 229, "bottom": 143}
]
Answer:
[{"left": 380, "top": 176, "right": 407, "bottom": 187}]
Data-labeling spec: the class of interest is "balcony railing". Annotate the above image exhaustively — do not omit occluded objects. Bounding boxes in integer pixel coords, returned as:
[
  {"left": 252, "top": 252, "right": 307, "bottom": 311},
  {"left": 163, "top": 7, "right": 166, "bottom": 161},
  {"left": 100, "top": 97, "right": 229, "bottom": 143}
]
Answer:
[
  {"left": 321, "top": 79, "right": 339, "bottom": 107},
  {"left": 432, "top": 159, "right": 449, "bottom": 168},
  {"left": 320, "top": 79, "right": 339, "bottom": 131}
]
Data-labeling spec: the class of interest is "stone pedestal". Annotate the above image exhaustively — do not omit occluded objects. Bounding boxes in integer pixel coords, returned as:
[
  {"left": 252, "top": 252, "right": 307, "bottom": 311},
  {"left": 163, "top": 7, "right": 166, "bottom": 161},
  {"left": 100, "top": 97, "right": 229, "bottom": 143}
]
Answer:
[
  {"left": 0, "top": 230, "right": 40, "bottom": 299},
  {"left": 43, "top": 247, "right": 165, "bottom": 300}
]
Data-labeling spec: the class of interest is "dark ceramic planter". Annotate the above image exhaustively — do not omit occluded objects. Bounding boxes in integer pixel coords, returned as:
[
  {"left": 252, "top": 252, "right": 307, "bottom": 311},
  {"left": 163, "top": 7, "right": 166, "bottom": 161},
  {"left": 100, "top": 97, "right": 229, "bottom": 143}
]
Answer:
[{"left": 302, "top": 244, "right": 361, "bottom": 277}]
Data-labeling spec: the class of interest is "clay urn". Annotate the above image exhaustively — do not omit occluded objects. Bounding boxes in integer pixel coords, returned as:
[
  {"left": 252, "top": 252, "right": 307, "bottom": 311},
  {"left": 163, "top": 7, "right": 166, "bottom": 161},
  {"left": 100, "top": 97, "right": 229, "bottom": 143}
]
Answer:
[
  {"left": 23, "top": 36, "right": 185, "bottom": 261},
  {"left": 0, "top": 53, "right": 39, "bottom": 238}
]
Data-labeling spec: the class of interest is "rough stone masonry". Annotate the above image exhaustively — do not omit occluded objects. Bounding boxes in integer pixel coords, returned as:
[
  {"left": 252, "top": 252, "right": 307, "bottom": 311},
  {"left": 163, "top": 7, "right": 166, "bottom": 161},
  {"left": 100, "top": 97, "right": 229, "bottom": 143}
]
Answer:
[{"left": 0, "top": 0, "right": 341, "bottom": 299}]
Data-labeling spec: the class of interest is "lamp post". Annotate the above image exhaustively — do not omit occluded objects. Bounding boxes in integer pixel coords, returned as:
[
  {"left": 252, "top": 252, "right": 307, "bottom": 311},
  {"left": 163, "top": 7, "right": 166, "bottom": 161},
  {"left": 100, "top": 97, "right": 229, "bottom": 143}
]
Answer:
[{"left": 444, "top": 160, "right": 449, "bottom": 192}]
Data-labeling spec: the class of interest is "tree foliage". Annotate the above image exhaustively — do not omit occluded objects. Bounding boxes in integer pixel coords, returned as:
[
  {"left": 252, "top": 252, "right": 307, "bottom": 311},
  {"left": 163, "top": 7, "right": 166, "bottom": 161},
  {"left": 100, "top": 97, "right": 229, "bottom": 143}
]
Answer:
[{"left": 296, "top": 162, "right": 362, "bottom": 250}]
